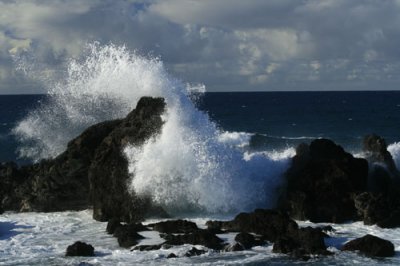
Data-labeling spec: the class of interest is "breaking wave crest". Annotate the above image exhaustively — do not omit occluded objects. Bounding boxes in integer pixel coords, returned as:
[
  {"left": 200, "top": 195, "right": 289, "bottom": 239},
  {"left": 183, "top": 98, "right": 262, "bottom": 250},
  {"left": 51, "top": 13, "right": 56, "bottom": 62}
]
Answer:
[{"left": 13, "top": 43, "right": 293, "bottom": 214}]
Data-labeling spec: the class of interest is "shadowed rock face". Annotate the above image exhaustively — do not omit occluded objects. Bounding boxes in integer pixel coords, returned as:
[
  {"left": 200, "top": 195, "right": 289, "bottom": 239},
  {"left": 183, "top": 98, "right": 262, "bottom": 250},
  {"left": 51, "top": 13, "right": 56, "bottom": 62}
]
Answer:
[
  {"left": 341, "top": 234, "right": 395, "bottom": 257},
  {"left": 65, "top": 241, "right": 95, "bottom": 257},
  {"left": 281, "top": 139, "right": 369, "bottom": 223},
  {"left": 89, "top": 97, "right": 166, "bottom": 222},
  {"left": 0, "top": 97, "right": 166, "bottom": 223}
]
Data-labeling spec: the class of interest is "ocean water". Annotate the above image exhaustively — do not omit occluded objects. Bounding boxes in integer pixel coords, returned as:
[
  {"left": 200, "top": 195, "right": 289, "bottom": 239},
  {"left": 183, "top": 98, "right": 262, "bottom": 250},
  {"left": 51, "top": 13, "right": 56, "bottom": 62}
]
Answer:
[{"left": 1, "top": 44, "right": 400, "bottom": 265}]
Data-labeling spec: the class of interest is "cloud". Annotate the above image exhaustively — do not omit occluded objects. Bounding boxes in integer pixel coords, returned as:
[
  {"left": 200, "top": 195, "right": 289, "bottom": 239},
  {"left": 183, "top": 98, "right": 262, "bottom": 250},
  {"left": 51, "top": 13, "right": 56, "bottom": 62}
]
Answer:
[{"left": 1, "top": 0, "right": 400, "bottom": 93}]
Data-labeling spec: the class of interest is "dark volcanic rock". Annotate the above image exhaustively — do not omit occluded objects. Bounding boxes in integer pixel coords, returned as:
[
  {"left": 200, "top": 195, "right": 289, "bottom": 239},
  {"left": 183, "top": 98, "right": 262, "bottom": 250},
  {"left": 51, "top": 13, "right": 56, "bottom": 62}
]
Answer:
[
  {"left": 106, "top": 219, "right": 122, "bottom": 234},
  {"left": 65, "top": 241, "right": 95, "bottom": 257},
  {"left": 132, "top": 244, "right": 163, "bottom": 251},
  {"left": 234, "top": 232, "right": 264, "bottom": 249},
  {"left": 208, "top": 209, "right": 298, "bottom": 242},
  {"left": 148, "top": 219, "right": 198, "bottom": 233},
  {"left": 185, "top": 247, "right": 206, "bottom": 257},
  {"left": 90, "top": 97, "right": 166, "bottom": 223},
  {"left": 167, "top": 253, "right": 177, "bottom": 258},
  {"left": 281, "top": 139, "right": 369, "bottom": 223},
  {"left": 0, "top": 97, "right": 167, "bottom": 224},
  {"left": 341, "top": 234, "right": 395, "bottom": 257},
  {"left": 272, "top": 227, "right": 330, "bottom": 256},
  {"left": 208, "top": 209, "right": 329, "bottom": 256},
  {"left": 113, "top": 225, "right": 145, "bottom": 248},
  {"left": 354, "top": 192, "right": 400, "bottom": 228},
  {"left": 224, "top": 242, "right": 245, "bottom": 252},
  {"left": 162, "top": 229, "right": 224, "bottom": 250},
  {"left": 363, "top": 134, "right": 399, "bottom": 178}
]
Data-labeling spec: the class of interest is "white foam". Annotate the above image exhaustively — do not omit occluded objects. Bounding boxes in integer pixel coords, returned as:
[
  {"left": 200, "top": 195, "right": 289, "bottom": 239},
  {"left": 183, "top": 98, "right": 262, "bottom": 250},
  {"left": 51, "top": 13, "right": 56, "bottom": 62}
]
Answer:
[
  {"left": 14, "top": 43, "right": 293, "bottom": 215},
  {"left": 217, "top": 131, "right": 252, "bottom": 148},
  {"left": 388, "top": 142, "right": 400, "bottom": 169},
  {"left": 1, "top": 211, "right": 400, "bottom": 265}
]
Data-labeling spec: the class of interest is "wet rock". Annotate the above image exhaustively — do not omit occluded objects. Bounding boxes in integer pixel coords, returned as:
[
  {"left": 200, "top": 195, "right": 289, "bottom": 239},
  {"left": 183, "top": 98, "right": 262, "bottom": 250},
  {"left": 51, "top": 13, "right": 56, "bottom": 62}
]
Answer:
[
  {"left": 90, "top": 97, "right": 166, "bottom": 223},
  {"left": 234, "top": 232, "right": 264, "bottom": 249},
  {"left": 162, "top": 229, "right": 224, "bottom": 250},
  {"left": 319, "top": 225, "right": 334, "bottom": 233},
  {"left": 341, "top": 234, "right": 395, "bottom": 257},
  {"left": 281, "top": 139, "right": 369, "bottom": 223},
  {"left": 209, "top": 209, "right": 330, "bottom": 256},
  {"left": 363, "top": 134, "right": 399, "bottom": 179},
  {"left": 224, "top": 242, "right": 245, "bottom": 252},
  {"left": 205, "top": 220, "right": 224, "bottom": 233},
  {"left": 0, "top": 97, "right": 168, "bottom": 223},
  {"left": 272, "top": 226, "right": 330, "bottom": 256},
  {"left": 113, "top": 225, "right": 145, "bottom": 248},
  {"left": 106, "top": 218, "right": 122, "bottom": 234},
  {"left": 65, "top": 241, "right": 95, "bottom": 257},
  {"left": 354, "top": 192, "right": 400, "bottom": 228},
  {"left": 167, "top": 253, "right": 177, "bottom": 258},
  {"left": 148, "top": 219, "right": 198, "bottom": 233},
  {"left": 213, "top": 209, "right": 298, "bottom": 242},
  {"left": 132, "top": 244, "right": 163, "bottom": 251},
  {"left": 185, "top": 247, "right": 206, "bottom": 257}
]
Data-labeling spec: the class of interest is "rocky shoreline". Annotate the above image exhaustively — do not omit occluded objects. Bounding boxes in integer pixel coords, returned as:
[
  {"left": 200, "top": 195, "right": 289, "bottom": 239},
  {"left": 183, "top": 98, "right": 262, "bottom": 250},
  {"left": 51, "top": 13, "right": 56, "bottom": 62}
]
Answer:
[{"left": 1, "top": 96, "right": 400, "bottom": 260}]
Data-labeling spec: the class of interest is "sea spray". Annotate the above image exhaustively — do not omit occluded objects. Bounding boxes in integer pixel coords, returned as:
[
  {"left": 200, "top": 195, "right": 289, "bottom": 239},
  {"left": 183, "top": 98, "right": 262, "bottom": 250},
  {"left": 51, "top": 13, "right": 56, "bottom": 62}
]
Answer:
[
  {"left": 388, "top": 142, "right": 400, "bottom": 169},
  {"left": 13, "top": 43, "right": 293, "bottom": 214}
]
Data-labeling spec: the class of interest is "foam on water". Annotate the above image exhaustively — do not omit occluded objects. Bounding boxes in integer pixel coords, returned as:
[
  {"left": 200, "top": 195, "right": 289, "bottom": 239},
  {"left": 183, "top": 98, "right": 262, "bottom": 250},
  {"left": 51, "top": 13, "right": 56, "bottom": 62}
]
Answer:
[
  {"left": 1, "top": 211, "right": 400, "bottom": 265},
  {"left": 13, "top": 43, "right": 292, "bottom": 215}
]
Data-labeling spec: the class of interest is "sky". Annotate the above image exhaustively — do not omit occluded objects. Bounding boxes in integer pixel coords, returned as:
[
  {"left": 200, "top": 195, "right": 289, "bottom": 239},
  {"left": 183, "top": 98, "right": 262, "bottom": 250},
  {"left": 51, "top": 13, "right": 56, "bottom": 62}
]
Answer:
[{"left": 1, "top": 0, "right": 400, "bottom": 94}]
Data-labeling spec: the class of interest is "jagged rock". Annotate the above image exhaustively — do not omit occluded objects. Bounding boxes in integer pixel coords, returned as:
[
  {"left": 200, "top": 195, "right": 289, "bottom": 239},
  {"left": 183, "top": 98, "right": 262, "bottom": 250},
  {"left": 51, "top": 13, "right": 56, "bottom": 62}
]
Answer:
[
  {"left": 167, "top": 253, "right": 177, "bottom": 258},
  {"left": 234, "top": 232, "right": 264, "bottom": 249},
  {"left": 281, "top": 139, "right": 369, "bottom": 223},
  {"left": 205, "top": 220, "right": 224, "bottom": 234},
  {"left": 319, "top": 225, "right": 334, "bottom": 233},
  {"left": 341, "top": 234, "right": 395, "bottom": 257},
  {"left": 113, "top": 225, "right": 145, "bottom": 248},
  {"left": 185, "top": 247, "right": 206, "bottom": 257},
  {"left": 272, "top": 226, "right": 330, "bottom": 256},
  {"left": 65, "top": 241, "right": 95, "bottom": 257},
  {"left": 208, "top": 209, "right": 298, "bottom": 242},
  {"left": 0, "top": 97, "right": 168, "bottom": 224},
  {"left": 89, "top": 97, "right": 166, "bottom": 223},
  {"left": 224, "top": 243, "right": 245, "bottom": 252},
  {"left": 148, "top": 219, "right": 198, "bottom": 233},
  {"left": 162, "top": 229, "right": 224, "bottom": 250},
  {"left": 132, "top": 244, "right": 163, "bottom": 251},
  {"left": 106, "top": 218, "right": 122, "bottom": 234},
  {"left": 363, "top": 134, "right": 399, "bottom": 178},
  {"left": 207, "top": 209, "right": 330, "bottom": 256},
  {"left": 354, "top": 192, "right": 400, "bottom": 228}
]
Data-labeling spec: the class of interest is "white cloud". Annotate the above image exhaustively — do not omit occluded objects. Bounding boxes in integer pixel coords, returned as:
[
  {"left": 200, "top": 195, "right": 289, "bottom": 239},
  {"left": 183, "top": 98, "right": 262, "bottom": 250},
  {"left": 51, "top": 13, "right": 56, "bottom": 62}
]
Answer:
[{"left": 1, "top": 0, "right": 400, "bottom": 92}]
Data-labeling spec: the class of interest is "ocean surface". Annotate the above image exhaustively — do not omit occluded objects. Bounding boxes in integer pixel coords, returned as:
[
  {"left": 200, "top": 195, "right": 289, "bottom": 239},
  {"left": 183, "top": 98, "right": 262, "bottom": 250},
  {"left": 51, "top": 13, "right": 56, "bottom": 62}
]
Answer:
[{"left": 1, "top": 45, "right": 400, "bottom": 265}]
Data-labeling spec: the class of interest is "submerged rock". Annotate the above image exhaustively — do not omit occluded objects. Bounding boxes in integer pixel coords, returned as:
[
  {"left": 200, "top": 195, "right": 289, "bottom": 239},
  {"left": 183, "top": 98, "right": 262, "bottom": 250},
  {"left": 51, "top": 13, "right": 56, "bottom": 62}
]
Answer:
[
  {"left": 185, "top": 247, "right": 206, "bottom": 257},
  {"left": 207, "top": 209, "right": 330, "bottom": 256},
  {"left": 208, "top": 209, "right": 298, "bottom": 242},
  {"left": 281, "top": 139, "right": 369, "bottom": 223},
  {"left": 341, "top": 234, "right": 395, "bottom": 257},
  {"left": 132, "top": 244, "right": 163, "bottom": 251},
  {"left": 234, "top": 232, "right": 264, "bottom": 249},
  {"left": 112, "top": 223, "right": 146, "bottom": 248},
  {"left": 65, "top": 241, "right": 95, "bottom": 257},
  {"left": 162, "top": 229, "right": 224, "bottom": 250},
  {"left": 147, "top": 219, "right": 198, "bottom": 233}
]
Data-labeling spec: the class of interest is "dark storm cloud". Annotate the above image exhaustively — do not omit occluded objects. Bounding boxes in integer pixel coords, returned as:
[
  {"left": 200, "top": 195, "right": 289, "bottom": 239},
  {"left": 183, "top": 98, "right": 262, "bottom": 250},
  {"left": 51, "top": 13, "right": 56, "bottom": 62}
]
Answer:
[{"left": 1, "top": 0, "right": 400, "bottom": 93}]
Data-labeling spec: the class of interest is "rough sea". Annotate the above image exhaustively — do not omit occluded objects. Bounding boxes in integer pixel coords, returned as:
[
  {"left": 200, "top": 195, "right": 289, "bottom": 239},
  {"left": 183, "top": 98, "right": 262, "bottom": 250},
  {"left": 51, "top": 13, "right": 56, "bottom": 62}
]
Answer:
[{"left": 1, "top": 44, "right": 400, "bottom": 265}]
